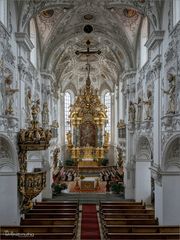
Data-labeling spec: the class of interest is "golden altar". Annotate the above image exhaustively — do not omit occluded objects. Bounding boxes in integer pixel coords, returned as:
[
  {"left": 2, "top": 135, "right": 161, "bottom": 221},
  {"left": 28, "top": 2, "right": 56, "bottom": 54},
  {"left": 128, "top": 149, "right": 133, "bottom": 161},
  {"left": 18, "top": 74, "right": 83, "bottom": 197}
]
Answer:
[{"left": 66, "top": 63, "right": 109, "bottom": 164}]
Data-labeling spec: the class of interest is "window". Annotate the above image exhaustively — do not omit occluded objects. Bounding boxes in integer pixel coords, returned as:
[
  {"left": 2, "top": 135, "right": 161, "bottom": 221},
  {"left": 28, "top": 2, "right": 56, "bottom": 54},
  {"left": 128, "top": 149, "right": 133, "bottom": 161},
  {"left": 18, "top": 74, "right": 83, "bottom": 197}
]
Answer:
[
  {"left": 0, "top": 0, "right": 7, "bottom": 26},
  {"left": 140, "top": 17, "right": 148, "bottom": 68},
  {"left": 104, "top": 91, "right": 111, "bottom": 136},
  {"left": 64, "top": 91, "right": 71, "bottom": 139},
  {"left": 30, "top": 18, "right": 37, "bottom": 67},
  {"left": 173, "top": 0, "right": 180, "bottom": 26}
]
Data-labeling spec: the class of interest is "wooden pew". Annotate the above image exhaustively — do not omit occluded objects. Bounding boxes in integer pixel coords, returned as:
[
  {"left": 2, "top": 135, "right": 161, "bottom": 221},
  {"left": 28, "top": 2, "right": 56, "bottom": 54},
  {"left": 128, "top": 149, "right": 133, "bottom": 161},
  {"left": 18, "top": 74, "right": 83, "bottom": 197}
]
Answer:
[
  {"left": 106, "top": 232, "right": 180, "bottom": 239},
  {"left": 104, "top": 225, "right": 180, "bottom": 233},
  {"left": 100, "top": 205, "right": 145, "bottom": 210},
  {"left": 29, "top": 208, "right": 78, "bottom": 213},
  {"left": 33, "top": 204, "right": 78, "bottom": 209},
  {"left": 1, "top": 232, "right": 75, "bottom": 239},
  {"left": 103, "top": 218, "right": 158, "bottom": 225},
  {"left": 24, "top": 212, "right": 77, "bottom": 219},
  {"left": 102, "top": 213, "right": 154, "bottom": 219},
  {"left": 21, "top": 218, "right": 77, "bottom": 225},
  {"left": 1, "top": 225, "right": 76, "bottom": 233},
  {"left": 1, "top": 201, "right": 79, "bottom": 239},
  {"left": 100, "top": 200, "right": 143, "bottom": 205},
  {"left": 101, "top": 208, "right": 154, "bottom": 214}
]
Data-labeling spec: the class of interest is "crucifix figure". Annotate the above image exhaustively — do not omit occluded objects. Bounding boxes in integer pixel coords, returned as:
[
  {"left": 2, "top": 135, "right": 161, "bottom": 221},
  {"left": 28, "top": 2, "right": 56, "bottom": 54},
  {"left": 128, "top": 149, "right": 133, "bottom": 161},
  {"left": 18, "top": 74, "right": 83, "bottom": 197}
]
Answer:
[
  {"left": 75, "top": 40, "right": 101, "bottom": 88},
  {"left": 75, "top": 40, "right": 101, "bottom": 56}
]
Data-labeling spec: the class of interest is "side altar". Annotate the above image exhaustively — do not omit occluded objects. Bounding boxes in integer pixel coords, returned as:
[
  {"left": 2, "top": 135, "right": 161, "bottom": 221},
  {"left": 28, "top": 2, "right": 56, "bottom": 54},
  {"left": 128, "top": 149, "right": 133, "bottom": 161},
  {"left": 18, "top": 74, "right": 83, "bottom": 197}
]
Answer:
[{"left": 66, "top": 65, "right": 109, "bottom": 167}]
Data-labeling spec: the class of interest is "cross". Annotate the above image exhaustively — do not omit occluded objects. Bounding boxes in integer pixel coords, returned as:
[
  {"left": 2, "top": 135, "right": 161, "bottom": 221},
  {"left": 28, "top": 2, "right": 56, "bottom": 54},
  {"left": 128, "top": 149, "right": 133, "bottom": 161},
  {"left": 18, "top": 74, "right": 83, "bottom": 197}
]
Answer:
[{"left": 75, "top": 40, "right": 101, "bottom": 56}]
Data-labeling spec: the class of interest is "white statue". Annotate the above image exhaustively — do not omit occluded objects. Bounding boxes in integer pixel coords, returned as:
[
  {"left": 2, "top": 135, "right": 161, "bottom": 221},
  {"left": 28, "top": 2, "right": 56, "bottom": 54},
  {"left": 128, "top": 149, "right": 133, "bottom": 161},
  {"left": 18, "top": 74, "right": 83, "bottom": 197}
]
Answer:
[
  {"left": 163, "top": 73, "right": 176, "bottom": 114},
  {"left": 135, "top": 97, "right": 142, "bottom": 122},
  {"left": 128, "top": 101, "right": 136, "bottom": 122},
  {"left": 143, "top": 90, "right": 152, "bottom": 120},
  {"left": 42, "top": 102, "right": 49, "bottom": 126}
]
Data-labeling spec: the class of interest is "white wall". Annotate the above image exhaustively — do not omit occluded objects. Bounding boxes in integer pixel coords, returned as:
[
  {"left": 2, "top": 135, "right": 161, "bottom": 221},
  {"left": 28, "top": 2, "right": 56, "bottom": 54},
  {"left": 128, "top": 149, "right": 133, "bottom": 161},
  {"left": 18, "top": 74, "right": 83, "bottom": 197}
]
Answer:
[
  {"left": 162, "top": 175, "right": 180, "bottom": 225},
  {"left": 0, "top": 173, "right": 20, "bottom": 225},
  {"left": 135, "top": 161, "right": 151, "bottom": 204}
]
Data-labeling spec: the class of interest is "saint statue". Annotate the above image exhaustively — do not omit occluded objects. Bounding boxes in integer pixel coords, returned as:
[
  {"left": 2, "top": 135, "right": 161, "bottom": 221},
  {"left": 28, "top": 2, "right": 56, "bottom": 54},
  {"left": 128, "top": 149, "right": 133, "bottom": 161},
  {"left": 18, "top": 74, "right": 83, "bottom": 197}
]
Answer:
[
  {"left": 128, "top": 101, "right": 136, "bottom": 122},
  {"left": 143, "top": 90, "right": 152, "bottom": 120},
  {"left": 53, "top": 147, "right": 60, "bottom": 170},
  {"left": 26, "top": 89, "right": 32, "bottom": 122},
  {"left": 42, "top": 102, "right": 49, "bottom": 126},
  {"left": 66, "top": 131, "right": 72, "bottom": 145},
  {"left": 31, "top": 99, "right": 40, "bottom": 121},
  {"left": 135, "top": 97, "right": 142, "bottom": 122},
  {"left": 163, "top": 73, "right": 176, "bottom": 114}
]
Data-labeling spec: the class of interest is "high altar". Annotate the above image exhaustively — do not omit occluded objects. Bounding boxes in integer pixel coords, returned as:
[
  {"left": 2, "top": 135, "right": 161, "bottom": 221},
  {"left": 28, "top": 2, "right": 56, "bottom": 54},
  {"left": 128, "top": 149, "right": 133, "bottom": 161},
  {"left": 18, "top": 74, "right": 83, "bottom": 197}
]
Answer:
[{"left": 66, "top": 74, "right": 109, "bottom": 167}]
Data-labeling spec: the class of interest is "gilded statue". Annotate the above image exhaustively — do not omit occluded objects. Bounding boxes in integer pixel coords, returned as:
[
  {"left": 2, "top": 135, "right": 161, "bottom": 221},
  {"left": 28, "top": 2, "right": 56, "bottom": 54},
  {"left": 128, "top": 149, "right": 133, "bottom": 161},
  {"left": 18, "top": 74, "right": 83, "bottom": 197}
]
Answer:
[
  {"left": 104, "top": 131, "right": 109, "bottom": 146},
  {"left": 18, "top": 150, "right": 27, "bottom": 172},
  {"left": 163, "top": 73, "right": 176, "bottom": 114},
  {"left": 31, "top": 99, "right": 40, "bottom": 121},
  {"left": 26, "top": 89, "right": 32, "bottom": 122},
  {"left": 53, "top": 147, "right": 60, "bottom": 170},
  {"left": 18, "top": 129, "right": 26, "bottom": 143},
  {"left": 66, "top": 131, "right": 72, "bottom": 145}
]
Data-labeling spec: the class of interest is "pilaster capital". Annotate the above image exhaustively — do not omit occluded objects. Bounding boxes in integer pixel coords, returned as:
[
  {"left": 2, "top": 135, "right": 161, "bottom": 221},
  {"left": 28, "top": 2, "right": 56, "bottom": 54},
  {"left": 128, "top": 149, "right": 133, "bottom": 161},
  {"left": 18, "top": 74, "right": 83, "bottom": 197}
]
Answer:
[
  {"left": 15, "top": 32, "right": 34, "bottom": 52},
  {"left": 145, "top": 31, "right": 164, "bottom": 50}
]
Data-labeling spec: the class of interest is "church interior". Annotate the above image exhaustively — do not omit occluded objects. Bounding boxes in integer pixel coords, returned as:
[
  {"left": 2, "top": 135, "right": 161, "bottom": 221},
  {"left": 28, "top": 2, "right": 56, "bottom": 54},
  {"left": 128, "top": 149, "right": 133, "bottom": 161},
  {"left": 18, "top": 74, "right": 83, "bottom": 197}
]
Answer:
[{"left": 0, "top": 0, "right": 180, "bottom": 239}]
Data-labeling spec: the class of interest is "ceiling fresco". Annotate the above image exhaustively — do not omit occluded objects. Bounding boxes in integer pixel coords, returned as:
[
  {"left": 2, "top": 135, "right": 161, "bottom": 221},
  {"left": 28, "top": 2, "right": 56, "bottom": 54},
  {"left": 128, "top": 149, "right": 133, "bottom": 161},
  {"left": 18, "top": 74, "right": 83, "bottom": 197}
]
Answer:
[{"left": 16, "top": 0, "right": 161, "bottom": 92}]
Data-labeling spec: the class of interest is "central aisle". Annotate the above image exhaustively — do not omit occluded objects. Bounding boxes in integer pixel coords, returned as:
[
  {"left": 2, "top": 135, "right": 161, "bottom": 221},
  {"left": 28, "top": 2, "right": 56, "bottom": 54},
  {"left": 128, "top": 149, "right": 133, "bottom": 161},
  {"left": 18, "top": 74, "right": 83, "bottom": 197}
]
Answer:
[{"left": 81, "top": 204, "right": 101, "bottom": 240}]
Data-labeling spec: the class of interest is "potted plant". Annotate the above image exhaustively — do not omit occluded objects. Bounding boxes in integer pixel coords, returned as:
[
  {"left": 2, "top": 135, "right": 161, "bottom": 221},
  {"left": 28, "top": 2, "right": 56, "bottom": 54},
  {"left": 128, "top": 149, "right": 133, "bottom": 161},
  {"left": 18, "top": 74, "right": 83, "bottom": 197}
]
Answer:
[{"left": 111, "top": 183, "right": 124, "bottom": 194}]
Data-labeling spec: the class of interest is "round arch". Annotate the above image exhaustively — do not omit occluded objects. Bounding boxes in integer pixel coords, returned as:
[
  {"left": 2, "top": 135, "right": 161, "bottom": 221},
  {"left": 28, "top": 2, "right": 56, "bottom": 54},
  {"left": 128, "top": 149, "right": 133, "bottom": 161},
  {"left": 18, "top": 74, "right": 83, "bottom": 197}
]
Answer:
[
  {"left": 136, "top": 135, "right": 152, "bottom": 161},
  {"left": 0, "top": 134, "right": 18, "bottom": 172},
  {"left": 162, "top": 134, "right": 180, "bottom": 171}
]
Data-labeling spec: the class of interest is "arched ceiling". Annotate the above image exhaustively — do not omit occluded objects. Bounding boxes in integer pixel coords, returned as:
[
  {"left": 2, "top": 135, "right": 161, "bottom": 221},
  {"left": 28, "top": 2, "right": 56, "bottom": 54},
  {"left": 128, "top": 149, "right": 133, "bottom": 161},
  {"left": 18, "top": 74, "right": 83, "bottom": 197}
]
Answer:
[{"left": 16, "top": 0, "right": 161, "bottom": 92}]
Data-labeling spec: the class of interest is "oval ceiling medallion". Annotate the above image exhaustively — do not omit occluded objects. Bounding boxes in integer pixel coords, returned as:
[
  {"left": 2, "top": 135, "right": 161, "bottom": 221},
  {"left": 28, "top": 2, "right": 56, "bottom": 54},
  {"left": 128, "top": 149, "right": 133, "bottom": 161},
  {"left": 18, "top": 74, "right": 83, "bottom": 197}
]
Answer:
[
  {"left": 84, "top": 14, "right": 94, "bottom": 20},
  {"left": 41, "top": 9, "right": 54, "bottom": 18},
  {"left": 123, "top": 8, "right": 137, "bottom": 18},
  {"left": 84, "top": 25, "right": 93, "bottom": 33}
]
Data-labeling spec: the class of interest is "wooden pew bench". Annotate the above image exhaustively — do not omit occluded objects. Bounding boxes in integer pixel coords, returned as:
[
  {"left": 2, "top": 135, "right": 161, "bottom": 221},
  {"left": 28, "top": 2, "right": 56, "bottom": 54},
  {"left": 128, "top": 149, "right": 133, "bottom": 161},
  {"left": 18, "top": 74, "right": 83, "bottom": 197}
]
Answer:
[
  {"left": 0, "top": 232, "right": 76, "bottom": 239},
  {"left": 29, "top": 208, "right": 78, "bottom": 213},
  {"left": 24, "top": 212, "right": 78, "bottom": 219},
  {"left": 104, "top": 225, "right": 180, "bottom": 233},
  {"left": 1, "top": 225, "right": 76, "bottom": 233},
  {"left": 21, "top": 218, "right": 77, "bottom": 225},
  {"left": 106, "top": 232, "right": 180, "bottom": 239},
  {"left": 101, "top": 213, "right": 154, "bottom": 219},
  {"left": 103, "top": 218, "right": 158, "bottom": 225},
  {"left": 101, "top": 209, "right": 154, "bottom": 214},
  {"left": 33, "top": 204, "right": 78, "bottom": 210},
  {"left": 100, "top": 205, "right": 145, "bottom": 210}
]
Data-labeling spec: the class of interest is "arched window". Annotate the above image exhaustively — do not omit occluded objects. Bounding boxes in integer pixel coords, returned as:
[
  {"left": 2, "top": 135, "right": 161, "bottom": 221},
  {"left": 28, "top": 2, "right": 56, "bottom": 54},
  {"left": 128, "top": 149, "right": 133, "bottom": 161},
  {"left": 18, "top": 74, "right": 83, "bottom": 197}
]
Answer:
[
  {"left": 30, "top": 18, "right": 37, "bottom": 67},
  {"left": 140, "top": 17, "right": 148, "bottom": 68},
  {"left": 64, "top": 91, "right": 72, "bottom": 138},
  {"left": 0, "top": 0, "right": 7, "bottom": 26},
  {"left": 173, "top": 0, "right": 180, "bottom": 26},
  {"left": 104, "top": 91, "right": 111, "bottom": 136}
]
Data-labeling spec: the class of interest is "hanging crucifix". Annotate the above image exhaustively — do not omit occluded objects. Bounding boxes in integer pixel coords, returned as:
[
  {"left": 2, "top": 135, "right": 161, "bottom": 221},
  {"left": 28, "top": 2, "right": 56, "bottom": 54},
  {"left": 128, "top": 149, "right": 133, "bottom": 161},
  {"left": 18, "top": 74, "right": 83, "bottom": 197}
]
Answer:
[{"left": 75, "top": 40, "right": 101, "bottom": 87}]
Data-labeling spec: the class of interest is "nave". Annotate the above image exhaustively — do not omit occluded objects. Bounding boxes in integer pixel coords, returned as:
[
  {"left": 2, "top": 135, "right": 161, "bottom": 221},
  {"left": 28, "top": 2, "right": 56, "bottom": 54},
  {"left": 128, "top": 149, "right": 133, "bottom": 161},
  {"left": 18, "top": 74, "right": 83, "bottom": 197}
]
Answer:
[{"left": 1, "top": 198, "right": 180, "bottom": 240}]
